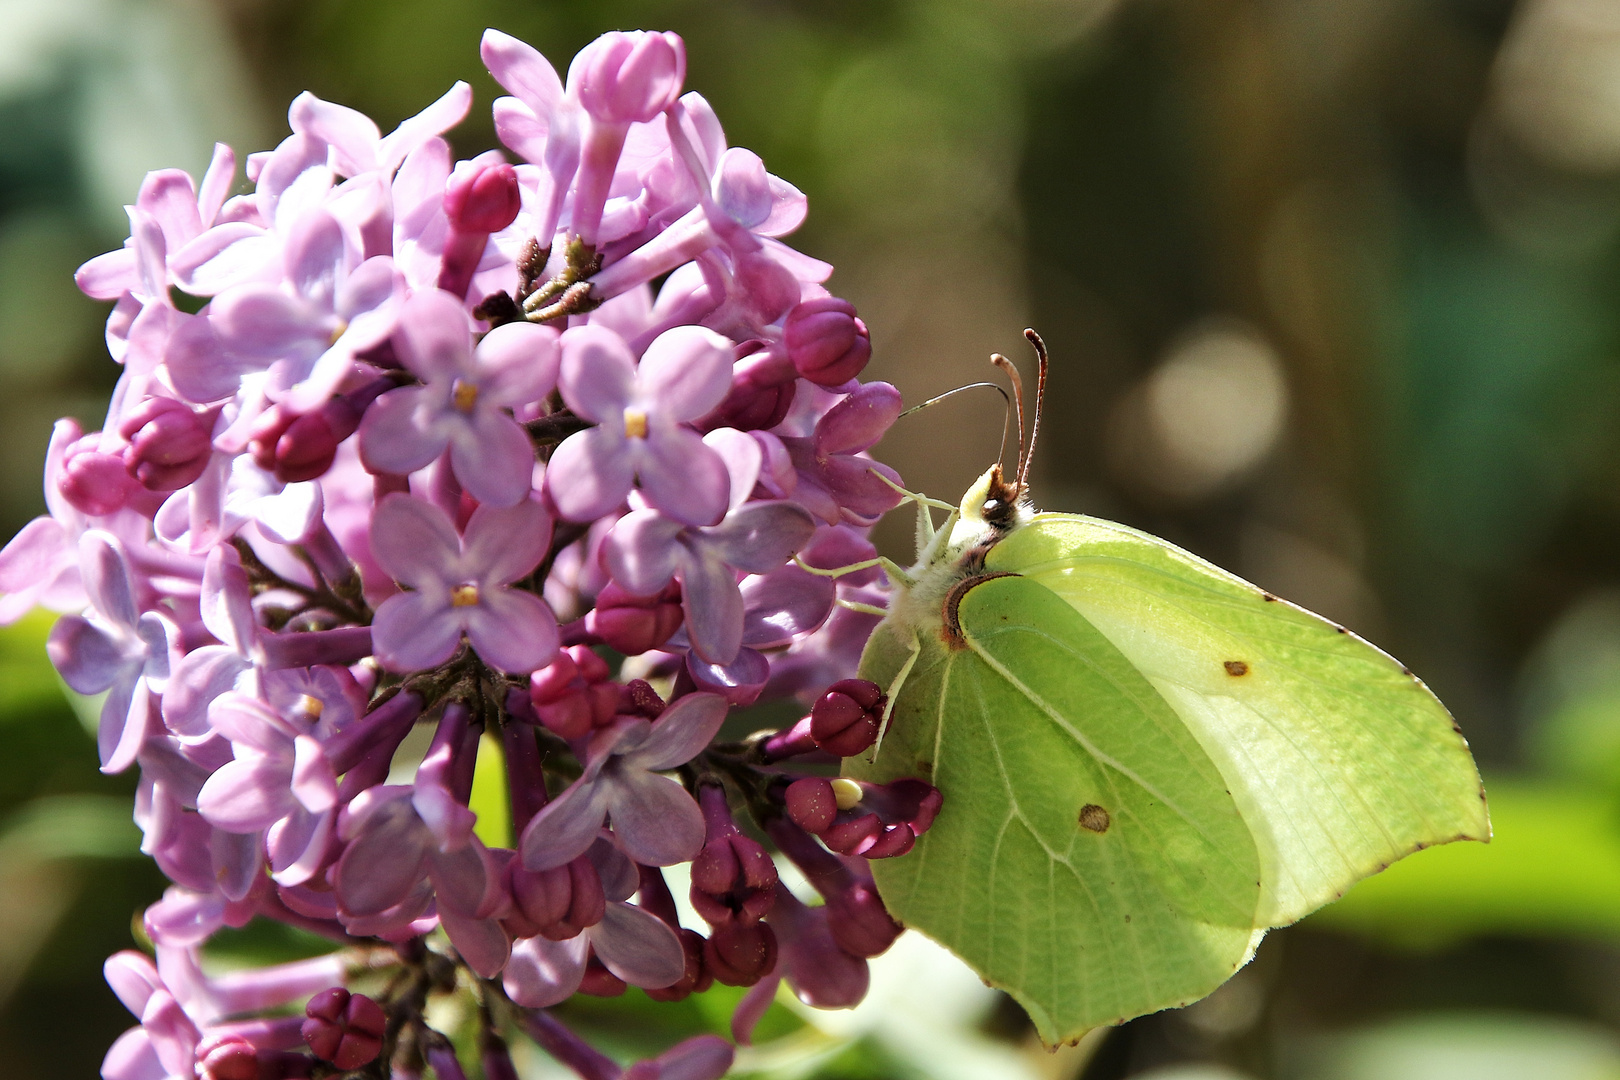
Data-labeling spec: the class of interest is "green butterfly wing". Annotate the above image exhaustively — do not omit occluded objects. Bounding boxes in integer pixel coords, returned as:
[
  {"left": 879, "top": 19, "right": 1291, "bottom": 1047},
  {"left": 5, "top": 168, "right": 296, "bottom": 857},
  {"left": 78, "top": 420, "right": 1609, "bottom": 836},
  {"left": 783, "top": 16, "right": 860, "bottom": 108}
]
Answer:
[
  {"left": 988, "top": 513, "right": 1489, "bottom": 926},
  {"left": 850, "top": 510, "right": 1488, "bottom": 1045},
  {"left": 853, "top": 575, "right": 1264, "bottom": 1042}
]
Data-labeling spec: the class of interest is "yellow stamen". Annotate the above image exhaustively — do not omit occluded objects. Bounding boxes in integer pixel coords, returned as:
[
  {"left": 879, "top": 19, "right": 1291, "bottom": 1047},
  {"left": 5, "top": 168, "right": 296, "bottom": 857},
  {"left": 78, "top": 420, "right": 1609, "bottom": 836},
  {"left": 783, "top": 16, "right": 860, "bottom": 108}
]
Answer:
[
  {"left": 452, "top": 379, "right": 479, "bottom": 413},
  {"left": 624, "top": 408, "right": 648, "bottom": 439},
  {"left": 830, "top": 777, "right": 863, "bottom": 811},
  {"left": 296, "top": 694, "right": 324, "bottom": 720},
  {"left": 450, "top": 583, "right": 480, "bottom": 607},
  {"left": 327, "top": 320, "right": 349, "bottom": 348}
]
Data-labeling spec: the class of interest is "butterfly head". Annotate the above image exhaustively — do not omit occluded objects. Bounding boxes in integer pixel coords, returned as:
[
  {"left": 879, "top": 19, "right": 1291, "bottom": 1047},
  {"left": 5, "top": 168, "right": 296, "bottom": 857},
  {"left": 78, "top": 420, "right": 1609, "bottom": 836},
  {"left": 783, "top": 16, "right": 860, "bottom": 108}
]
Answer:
[{"left": 949, "top": 462, "right": 1031, "bottom": 552}]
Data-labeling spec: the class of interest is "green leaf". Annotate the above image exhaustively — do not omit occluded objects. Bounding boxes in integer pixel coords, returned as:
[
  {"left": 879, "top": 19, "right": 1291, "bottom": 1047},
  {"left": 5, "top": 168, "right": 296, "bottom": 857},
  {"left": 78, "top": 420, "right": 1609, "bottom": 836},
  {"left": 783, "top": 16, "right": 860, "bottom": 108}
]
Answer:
[{"left": 469, "top": 731, "right": 511, "bottom": 850}]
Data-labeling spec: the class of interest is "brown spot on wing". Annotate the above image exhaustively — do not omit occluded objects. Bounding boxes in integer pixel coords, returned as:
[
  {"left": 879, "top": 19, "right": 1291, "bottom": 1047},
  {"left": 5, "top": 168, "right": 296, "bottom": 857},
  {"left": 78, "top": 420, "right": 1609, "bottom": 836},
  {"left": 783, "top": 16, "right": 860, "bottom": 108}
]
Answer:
[
  {"left": 1224, "top": 660, "right": 1249, "bottom": 677},
  {"left": 1079, "top": 804, "right": 1111, "bottom": 833}
]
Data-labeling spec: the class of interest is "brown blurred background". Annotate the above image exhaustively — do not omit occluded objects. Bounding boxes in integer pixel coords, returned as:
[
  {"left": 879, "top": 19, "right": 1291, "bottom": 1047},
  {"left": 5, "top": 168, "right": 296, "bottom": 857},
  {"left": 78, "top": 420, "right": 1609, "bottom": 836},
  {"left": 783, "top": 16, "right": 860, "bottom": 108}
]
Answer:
[{"left": 7, "top": 1, "right": 1620, "bottom": 1077}]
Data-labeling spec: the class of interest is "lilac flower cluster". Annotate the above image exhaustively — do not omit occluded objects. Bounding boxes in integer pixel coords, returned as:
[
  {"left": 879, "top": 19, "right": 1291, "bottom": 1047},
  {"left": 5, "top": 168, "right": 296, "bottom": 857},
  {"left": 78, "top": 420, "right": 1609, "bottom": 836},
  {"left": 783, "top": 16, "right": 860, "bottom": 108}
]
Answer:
[{"left": 6, "top": 26, "right": 944, "bottom": 1080}]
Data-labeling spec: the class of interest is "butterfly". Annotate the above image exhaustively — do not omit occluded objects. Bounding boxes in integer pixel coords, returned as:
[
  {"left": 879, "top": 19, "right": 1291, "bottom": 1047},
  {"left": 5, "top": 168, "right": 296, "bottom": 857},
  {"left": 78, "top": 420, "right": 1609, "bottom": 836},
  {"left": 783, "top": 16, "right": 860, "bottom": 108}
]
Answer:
[{"left": 844, "top": 331, "right": 1488, "bottom": 1045}]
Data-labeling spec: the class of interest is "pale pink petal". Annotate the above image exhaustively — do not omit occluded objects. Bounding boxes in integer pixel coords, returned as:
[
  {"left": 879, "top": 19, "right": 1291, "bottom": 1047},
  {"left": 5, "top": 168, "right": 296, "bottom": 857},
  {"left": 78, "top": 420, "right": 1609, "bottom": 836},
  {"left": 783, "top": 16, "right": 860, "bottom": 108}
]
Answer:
[
  {"left": 170, "top": 222, "right": 276, "bottom": 296},
  {"left": 464, "top": 588, "right": 558, "bottom": 673},
  {"left": 381, "top": 81, "right": 474, "bottom": 172},
  {"left": 503, "top": 933, "right": 588, "bottom": 1008},
  {"left": 638, "top": 427, "right": 729, "bottom": 527},
  {"left": 393, "top": 289, "right": 473, "bottom": 379},
  {"left": 462, "top": 500, "right": 551, "bottom": 585},
  {"left": 288, "top": 92, "right": 382, "bottom": 177},
  {"left": 369, "top": 494, "right": 461, "bottom": 587},
  {"left": 481, "top": 29, "right": 565, "bottom": 114},
  {"left": 447, "top": 409, "right": 536, "bottom": 508},
  {"left": 546, "top": 426, "right": 635, "bottom": 522},
  {"left": 557, "top": 324, "right": 636, "bottom": 421},
  {"left": 371, "top": 590, "right": 462, "bottom": 671},
  {"left": 591, "top": 901, "right": 685, "bottom": 987},
  {"left": 197, "top": 753, "right": 295, "bottom": 832},
  {"left": 75, "top": 247, "right": 138, "bottom": 300},
  {"left": 474, "top": 321, "right": 560, "bottom": 406},
  {"left": 359, "top": 387, "right": 447, "bottom": 476},
  {"left": 637, "top": 325, "right": 733, "bottom": 420}
]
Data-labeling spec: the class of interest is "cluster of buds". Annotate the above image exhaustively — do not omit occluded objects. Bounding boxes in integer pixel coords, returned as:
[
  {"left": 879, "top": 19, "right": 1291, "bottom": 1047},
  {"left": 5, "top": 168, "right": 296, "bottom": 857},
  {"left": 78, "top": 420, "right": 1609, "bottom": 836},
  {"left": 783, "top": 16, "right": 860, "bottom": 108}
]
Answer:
[{"left": 5, "top": 26, "right": 945, "bottom": 1080}]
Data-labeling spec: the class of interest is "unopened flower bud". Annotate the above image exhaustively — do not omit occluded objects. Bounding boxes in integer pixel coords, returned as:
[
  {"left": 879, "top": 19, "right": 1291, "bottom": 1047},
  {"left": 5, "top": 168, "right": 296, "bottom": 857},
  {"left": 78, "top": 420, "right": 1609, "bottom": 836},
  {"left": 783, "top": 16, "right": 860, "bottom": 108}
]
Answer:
[
  {"left": 703, "top": 920, "right": 778, "bottom": 986},
  {"left": 644, "top": 927, "right": 713, "bottom": 1003},
  {"left": 572, "top": 31, "right": 686, "bottom": 124},
  {"left": 506, "top": 853, "right": 606, "bottom": 940},
  {"left": 250, "top": 379, "right": 384, "bottom": 483},
  {"left": 586, "top": 581, "right": 684, "bottom": 654},
  {"left": 119, "top": 397, "right": 212, "bottom": 491},
  {"left": 698, "top": 346, "right": 796, "bottom": 433},
  {"left": 302, "top": 987, "right": 385, "bottom": 1071},
  {"left": 58, "top": 435, "right": 136, "bottom": 515},
  {"left": 784, "top": 298, "right": 871, "bottom": 387},
  {"left": 579, "top": 954, "right": 628, "bottom": 997},
  {"left": 529, "top": 646, "right": 618, "bottom": 740},
  {"left": 690, "top": 784, "right": 778, "bottom": 926},
  {"left": 825, "top": 878, "right": 902, "bottom": 959},
  {"left": 809, "top": 679, "right": 884, "bottom": 757},
  {"left": 445, "top": 162, "right": 522, "bottom": 234},
  {"left": 198, "top": 1035, "right": 259, "bottom": 1080},
  {"left": 784, "top": 777, "right": 837, "bottom": 834}
]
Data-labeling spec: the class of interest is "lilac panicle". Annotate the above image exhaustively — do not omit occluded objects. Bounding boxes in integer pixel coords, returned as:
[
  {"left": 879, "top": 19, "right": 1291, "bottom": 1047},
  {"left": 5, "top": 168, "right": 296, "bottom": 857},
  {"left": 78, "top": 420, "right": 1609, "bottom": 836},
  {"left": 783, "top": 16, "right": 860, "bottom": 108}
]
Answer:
[{"left": 25, "top": 24, "right": 925, "bottom": 1077}]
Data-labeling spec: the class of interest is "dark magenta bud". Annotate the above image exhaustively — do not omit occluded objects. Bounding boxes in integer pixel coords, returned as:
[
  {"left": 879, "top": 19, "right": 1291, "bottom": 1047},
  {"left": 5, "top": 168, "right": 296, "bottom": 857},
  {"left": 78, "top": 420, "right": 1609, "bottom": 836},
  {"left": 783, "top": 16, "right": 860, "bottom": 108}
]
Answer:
[
  {"left": 704, "top": 920, "right": 778, "bottom": 986},
  {"left": 784, "top": 777, "right": 837, "bottom": 834},
  {"left": 578, "top": 954, "right": 628, "bottom": 997},
  {"left": 58, "top": 434, "right": 136, "bottom": 515},
  {"left": 690, "top": 784, "right": 778, "bottom": 927},
  {"left": 198, "top": 1035, "right": 259, "bottom": 1080},
  {"left": 302, "top": 987, "right": 385, "bottom": 1070},
  {"left": 529, "top": 646, "right": 618, "bottom": 740},
  {"left": 248, "top": 378, "right": 385, "bottom": 483},
  {"left": 699, "top": 346, "right": 796, "bottom": 433},
  {"left": 809, "top": 679, "right": 884, "bottom": 758},
  {"left": 506, "top": 853, "right": 606, "bottom": 940},
  {"left": 445, "top": 162, "right": 522, "bottom": 234},
  {"left": 586, "top": 581, "right": 684, "bottom": 655},
  {"left": 644, "top": 927, "right": 714, "bottom": 1003},
  {"left": 826, "top": 878, "right": 902, "bottom": 959},
  {"left": 118, "top": 397, "right": 212, "bottom": 491},
  {"left": 784, "top": 297, "right": 871, "bottom": 386}
]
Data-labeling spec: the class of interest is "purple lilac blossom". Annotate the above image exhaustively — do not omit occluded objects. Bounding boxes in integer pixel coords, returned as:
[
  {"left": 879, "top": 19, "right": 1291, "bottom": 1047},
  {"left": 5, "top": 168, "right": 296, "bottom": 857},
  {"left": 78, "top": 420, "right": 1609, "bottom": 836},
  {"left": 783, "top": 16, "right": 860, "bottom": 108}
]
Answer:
[{"left": 13, "top": 25, "right": 940, "bottom": 1078}]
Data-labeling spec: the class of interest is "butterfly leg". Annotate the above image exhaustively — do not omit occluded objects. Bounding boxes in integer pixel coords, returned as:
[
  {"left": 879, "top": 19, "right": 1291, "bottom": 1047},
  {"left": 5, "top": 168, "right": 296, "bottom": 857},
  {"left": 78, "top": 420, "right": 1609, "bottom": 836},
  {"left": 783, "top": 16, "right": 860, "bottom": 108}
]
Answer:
[
  {"left": 869, "top": 470, "right": 960, "bottom": 564},
  {"left": 870, "top": 628, "right": 922, "bottom": 762},
  {"left": 794, "top": 553, "right": 913, "bottom": 590}
]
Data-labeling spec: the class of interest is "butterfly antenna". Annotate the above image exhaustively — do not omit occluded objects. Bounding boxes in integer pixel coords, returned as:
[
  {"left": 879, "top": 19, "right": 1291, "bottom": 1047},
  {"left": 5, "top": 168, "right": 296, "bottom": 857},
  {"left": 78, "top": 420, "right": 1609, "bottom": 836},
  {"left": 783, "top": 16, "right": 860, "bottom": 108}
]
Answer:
[
  {"left": 897, "top": 381, "right": 1009, "bottom": 421},
  {"left": 990, "top": 353, "right": 1026, "bottom": 486},
  {"left": 1016, "top": 329, "right": 1050, "bottom": 495}
]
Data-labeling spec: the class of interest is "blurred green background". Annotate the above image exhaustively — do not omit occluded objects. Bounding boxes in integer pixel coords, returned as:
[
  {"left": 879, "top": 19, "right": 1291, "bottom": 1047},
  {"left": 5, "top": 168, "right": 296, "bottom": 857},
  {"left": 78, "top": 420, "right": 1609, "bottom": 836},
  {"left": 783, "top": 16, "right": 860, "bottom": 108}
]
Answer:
[{"left": 8, "top": 0, "right": 1620, "bottom": 1076}]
